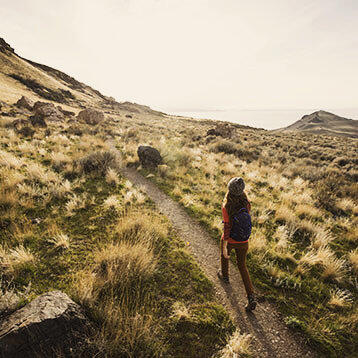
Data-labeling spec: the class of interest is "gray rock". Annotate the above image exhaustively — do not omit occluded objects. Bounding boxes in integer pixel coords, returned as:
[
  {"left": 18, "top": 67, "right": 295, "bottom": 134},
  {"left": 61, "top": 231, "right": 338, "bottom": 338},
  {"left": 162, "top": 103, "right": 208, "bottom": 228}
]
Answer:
[
  {"left": 15, "top": 96, "right": 33, "bottom": 111},
  {"left": 77, "top": 109, "right": 104, "bottom": 125},
  {"left": 32, "top": 101, "right": 64, "bottom": 122},
  {"left": 0, "top": 291, "right": 93, "bottom": 358},
  {"left": 137, "top": 145, "right": 163, "bottom": 168}
]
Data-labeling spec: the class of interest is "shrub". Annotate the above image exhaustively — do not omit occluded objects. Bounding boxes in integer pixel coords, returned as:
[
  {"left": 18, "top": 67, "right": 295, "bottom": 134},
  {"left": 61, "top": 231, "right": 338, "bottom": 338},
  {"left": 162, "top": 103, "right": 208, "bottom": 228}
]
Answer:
[
  {"left": 77, "top": 149, "right": 122, "bottom": 175},
  {"left": 212, "top": 140, "right": 237, "bottom": 155}
]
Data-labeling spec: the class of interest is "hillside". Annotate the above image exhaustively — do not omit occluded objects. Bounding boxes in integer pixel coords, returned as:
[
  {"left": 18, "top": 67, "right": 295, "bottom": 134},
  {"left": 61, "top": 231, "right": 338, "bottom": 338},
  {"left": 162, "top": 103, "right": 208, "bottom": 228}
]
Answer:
[
  {"left": 277, "top": 110, "right": 358, "bottom": 138},
  {"left": 0, "top": 38, "right": 163, "bottom": 116},
  {"left": 0, "top": 38, "right": 357, "bottom": 357}
]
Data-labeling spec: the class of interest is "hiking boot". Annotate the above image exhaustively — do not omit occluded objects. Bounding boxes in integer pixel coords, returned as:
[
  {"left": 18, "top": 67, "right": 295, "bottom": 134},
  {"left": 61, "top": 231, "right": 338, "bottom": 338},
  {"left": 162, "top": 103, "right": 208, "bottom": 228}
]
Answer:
[
  {"left": 217, "top": 271, "right": 230, "bottom": 284},
  {"left": 245, "top": 293, "right": 257, "bottom": 311}
]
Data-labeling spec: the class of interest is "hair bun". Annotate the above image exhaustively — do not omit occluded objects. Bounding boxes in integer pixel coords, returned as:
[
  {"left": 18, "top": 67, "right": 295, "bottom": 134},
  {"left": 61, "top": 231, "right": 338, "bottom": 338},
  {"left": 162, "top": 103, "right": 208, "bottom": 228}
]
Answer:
[{"left": 228, "top": 177, "right": 245, "bottom": 196}]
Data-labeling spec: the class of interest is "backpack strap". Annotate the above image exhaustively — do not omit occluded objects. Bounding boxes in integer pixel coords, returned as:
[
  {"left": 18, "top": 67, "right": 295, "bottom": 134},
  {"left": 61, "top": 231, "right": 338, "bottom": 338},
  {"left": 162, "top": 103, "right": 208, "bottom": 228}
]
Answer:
[{"left": 238, "top": 208, "right": 248, "bottom": 214}]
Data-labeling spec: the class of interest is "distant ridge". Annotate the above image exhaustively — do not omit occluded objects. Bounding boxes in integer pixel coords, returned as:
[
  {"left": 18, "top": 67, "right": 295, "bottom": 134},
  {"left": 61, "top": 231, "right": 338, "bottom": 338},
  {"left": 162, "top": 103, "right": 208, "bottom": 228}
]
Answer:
[{"left": 276, "top": 110, "right": 358, "bottom": 138}]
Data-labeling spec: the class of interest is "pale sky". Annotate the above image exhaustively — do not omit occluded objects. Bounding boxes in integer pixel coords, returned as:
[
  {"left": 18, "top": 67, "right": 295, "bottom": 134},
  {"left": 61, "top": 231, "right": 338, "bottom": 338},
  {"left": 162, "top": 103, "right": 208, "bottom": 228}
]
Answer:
[{"left": 2, "top": 0, "right": 358, "bottom": 116}]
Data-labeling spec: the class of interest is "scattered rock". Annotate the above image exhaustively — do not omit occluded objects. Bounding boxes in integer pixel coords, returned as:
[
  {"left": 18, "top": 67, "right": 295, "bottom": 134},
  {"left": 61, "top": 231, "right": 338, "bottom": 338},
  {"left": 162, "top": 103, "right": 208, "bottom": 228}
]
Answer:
[
  {"left": 125, "top": 114, "right": 133, "bottom": 118},
  {"left": 31, "top": 101, "right": 64, "bottom": 123},
  {"left": 15, "top": 96, "right": 33, "bottom": 111},
  {"left": 206, "top": 123, "right": 233, "bottom": 138},
  {"left": 137, "top": 146, "right": 163, "bottom": 168},
  {"left": 77, "top": 108, "right": 105, "bottom": 125},
  {"left": 0, "top": 291, "right": 94, "bottom": 358}
]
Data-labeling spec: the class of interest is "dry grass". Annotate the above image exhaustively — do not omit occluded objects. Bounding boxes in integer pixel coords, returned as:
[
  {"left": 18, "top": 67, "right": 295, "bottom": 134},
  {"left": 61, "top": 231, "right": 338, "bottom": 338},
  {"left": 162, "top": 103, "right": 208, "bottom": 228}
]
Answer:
[
  {"left": 328, "top": 289, "right": 353, "bottom": 308},
  {"left": 219, "top": 330, "right": 252, "bottom": 358},
  {"left": 171, "top": 301, "right": 191, "bottom": 320},
  {"left": 0, "top": 245, "right": 35, "bottom": 275},
  {"left": 348, "top": 249, "right": 358, "bottom": 272},
  {"left": 103, "top": 195, "right": 121, "bottom": 210},
  {"left": 105, "top": 168, "right": 120, "bottom": 185},
  {"left": 65, "top": 194, "right": 86, "bottom": 216},
  {"left": 47, "top": 233, "right": 70, "bottom": 249}
]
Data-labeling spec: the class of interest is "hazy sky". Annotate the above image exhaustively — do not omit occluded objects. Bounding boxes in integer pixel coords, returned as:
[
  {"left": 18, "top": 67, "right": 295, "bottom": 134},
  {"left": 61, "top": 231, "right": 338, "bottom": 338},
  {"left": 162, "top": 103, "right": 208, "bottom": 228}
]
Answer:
[{"left": 2, "top": 0, "right": 358, "bottom": 113}]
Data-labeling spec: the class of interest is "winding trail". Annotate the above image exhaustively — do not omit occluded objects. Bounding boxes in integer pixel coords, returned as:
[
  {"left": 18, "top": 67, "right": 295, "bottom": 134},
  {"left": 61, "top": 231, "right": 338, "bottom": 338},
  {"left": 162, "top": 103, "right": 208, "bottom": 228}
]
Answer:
[{"left": 123, "top": 167, "right": 318, "bottom": 358}]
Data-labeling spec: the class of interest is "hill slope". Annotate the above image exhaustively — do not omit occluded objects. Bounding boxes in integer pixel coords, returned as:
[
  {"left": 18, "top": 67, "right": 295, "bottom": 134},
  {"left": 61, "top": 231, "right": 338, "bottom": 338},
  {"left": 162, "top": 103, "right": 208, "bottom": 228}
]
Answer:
[
  {"left": 0, "top": 37, "right": 162, "bottom": 116},
  {"left": 277, "top": 110, "right": 358, "bottom": 138}
]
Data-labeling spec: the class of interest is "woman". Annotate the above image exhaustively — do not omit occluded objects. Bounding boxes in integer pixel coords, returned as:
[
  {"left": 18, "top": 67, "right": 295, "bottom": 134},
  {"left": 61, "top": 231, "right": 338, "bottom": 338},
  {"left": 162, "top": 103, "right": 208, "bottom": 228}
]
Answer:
[{"left": 217, "top": 177, "right": 257, "bottom": 311}]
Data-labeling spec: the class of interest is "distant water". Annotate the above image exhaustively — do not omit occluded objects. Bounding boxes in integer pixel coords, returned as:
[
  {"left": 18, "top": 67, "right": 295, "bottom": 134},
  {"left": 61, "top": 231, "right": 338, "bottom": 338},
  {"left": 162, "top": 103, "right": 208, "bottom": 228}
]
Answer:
[{"left": 163, "top": 108, "right": 358, "bottom": 130}]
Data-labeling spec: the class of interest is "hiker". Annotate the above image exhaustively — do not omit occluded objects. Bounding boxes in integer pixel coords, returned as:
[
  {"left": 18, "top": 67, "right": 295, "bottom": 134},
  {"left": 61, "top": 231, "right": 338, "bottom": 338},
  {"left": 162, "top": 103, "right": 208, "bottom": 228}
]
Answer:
[{"left": 217, "top": 177, "right": 257, "bottom": 311}]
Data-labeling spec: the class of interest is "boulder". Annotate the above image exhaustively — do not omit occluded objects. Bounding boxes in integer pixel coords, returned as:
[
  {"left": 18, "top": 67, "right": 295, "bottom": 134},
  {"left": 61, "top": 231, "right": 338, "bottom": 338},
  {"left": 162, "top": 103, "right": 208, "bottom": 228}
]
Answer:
[
  {"left": 0, "top": 291, "right": 93, "bottom": 358},
  {"left": 206, "top": 123, "right": 233, "bottom": 138},
  {"left": 137, "top": 145, "right": 163, "bottom": 168},
  {"left": 77, "top": 109, "right": 104, "bottom": 125},
  {"left": 15, "top": 96, "right": 33, "bottom": 111},
  {"left": 32, "top": 101, "right": 64, "bottom": 122},
  {"left": 28, "top": 102, "right": 65, "bottom": 127}
]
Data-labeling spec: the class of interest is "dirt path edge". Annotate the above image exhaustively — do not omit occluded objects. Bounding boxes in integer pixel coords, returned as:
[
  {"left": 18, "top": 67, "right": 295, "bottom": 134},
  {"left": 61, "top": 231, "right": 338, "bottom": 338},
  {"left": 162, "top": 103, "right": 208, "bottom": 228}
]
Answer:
[{"left": 122, "top": 167, "right": 319, "bottom": 358}]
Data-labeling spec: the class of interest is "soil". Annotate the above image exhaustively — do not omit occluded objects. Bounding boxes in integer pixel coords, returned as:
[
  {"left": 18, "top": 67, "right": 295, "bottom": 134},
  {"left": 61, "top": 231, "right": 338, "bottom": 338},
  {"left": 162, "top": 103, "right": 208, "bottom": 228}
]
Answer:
[{"left": 122, "top": 167, "right": 319, "bottom": 358}]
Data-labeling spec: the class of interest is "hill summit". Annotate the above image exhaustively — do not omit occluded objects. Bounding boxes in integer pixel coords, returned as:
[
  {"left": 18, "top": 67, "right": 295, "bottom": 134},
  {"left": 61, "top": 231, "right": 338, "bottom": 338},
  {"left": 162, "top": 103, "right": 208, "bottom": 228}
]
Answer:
[{"left": 278, "top": 110, "right": 358, "bottom": 138}]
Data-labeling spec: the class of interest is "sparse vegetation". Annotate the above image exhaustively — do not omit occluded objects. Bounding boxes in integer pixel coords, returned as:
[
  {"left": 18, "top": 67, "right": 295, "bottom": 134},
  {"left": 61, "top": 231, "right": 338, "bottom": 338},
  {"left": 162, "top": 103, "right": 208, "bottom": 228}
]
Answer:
[
  {"left": 123, "top": 116, "right": 357, "bottom": 357},
  {"left": 0, "top": 38, "right": 357, "bottom": 357},
  {"left": 0, "top": 111, "right": 235, "bottom": 357}
]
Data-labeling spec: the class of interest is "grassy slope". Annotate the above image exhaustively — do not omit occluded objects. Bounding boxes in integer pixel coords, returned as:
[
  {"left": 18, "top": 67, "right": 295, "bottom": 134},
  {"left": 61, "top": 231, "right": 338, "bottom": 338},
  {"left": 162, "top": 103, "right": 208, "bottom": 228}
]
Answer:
[
  {"left": 0, "top": 108, "right": 234, "bottom": 357},
  {"left": 116, "top": 118, "right": 357, "bottom": 358}
]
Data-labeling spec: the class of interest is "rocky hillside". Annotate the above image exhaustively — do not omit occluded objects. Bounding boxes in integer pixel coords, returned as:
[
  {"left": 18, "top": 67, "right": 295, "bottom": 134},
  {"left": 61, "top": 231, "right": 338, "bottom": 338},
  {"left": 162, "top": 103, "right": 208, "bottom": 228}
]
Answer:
[
  {"left": 0, "top": 38, "right": 163, "bottom": 116},
  {"left": 277, "top": 110, "right": 358, "bottom": 138}
]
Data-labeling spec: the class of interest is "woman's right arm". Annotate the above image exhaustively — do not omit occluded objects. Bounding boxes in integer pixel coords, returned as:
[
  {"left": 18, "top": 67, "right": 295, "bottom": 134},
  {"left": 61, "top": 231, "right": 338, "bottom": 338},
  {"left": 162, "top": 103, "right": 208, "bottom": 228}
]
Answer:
[{"left": 222, "top": 206, "right": 231, "bottom": 241}]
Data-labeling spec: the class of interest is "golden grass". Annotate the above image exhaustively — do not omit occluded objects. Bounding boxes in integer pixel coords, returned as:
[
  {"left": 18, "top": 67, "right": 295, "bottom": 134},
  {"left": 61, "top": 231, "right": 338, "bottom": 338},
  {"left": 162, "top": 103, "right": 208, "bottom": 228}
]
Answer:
[
  {"left": 219, "top": 330, "right": 252, "bottom": 358},
  {"left": 47, "top": 233, "right": 70, "bottom": 249},
  {"left": 171, "top": 301, "right": 191, "bottom": 320},
  {"left": 328, "top": 289, "right": 353, "bottom": 308},
  {"left": 348, "top": 249, "right": 358, "bottom": 272},
  {"left": 105, "top": 168, "right": 120, "bottom": 185},
  {"left": 103, "top": 195, "right": 121, "bottom": 210},
  {"left": 0, "top": 245, "right": 35, "bottom": 275}
]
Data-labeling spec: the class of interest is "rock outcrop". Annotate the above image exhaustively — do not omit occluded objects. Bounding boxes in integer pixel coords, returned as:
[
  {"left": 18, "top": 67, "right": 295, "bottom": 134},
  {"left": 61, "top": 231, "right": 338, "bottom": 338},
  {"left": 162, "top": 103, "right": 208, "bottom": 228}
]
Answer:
[
  {"left": 0, "top": 291, "right": 93, "bottom": 358},
  {"left": 0, "top": 38, "right": 15, "bottom": 55},
  {"left": 15, "top": 96, "right": 33, "bottom": 111},
  {"left": 29, "top": 101, "right": 64, "bottom": 126},
  {"left": 77, "top": 108, "right": 104, "bottom": 125},
  {"left": 137, "top": 146, "right": 163, "bottom": 168}
]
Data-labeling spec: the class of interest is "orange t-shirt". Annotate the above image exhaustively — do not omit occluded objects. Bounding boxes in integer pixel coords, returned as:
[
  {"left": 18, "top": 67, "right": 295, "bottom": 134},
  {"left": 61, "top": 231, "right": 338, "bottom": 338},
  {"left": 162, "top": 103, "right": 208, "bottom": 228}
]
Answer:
[{"left": 221, "top": 203, "right": 251, "bottom": 244}]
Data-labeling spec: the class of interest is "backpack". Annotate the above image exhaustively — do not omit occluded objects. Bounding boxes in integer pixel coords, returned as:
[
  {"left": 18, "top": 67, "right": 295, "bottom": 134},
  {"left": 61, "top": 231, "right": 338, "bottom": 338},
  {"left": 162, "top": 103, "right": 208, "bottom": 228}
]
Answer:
[{"left": 230, "top": 208, "right": 252, "bottom": 242}]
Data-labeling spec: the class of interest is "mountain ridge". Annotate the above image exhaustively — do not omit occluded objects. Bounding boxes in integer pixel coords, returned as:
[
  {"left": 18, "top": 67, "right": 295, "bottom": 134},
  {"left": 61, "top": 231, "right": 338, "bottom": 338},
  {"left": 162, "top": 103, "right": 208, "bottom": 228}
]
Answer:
[{"left": 276, "top": 110, "right": 358, "bottom": 138}]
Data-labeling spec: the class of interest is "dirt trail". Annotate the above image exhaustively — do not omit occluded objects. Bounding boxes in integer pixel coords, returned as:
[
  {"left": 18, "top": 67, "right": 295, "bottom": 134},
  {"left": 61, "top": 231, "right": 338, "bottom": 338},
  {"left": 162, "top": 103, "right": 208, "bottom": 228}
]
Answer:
[{"left": 123, "top": 167, "right": 318, "bottom": 358}]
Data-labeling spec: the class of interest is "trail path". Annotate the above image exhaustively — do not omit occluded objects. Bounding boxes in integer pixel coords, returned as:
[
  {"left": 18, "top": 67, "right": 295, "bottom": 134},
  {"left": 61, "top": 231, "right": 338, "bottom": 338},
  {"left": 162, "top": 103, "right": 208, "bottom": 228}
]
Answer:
[{"left": 123, "top": 167, "right": 318, "bottom": 358}]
